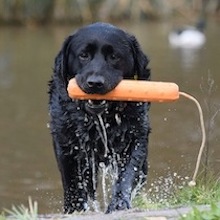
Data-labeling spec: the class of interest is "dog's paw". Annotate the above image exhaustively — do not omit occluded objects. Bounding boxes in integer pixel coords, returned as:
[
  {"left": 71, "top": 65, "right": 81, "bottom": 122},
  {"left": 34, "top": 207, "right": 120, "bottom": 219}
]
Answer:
[
  {"left": 106, "top": 197, "right": 131, "bottom": 214},
  {"left": 64, "top": 201, "right": 88, "bottom": 214}
]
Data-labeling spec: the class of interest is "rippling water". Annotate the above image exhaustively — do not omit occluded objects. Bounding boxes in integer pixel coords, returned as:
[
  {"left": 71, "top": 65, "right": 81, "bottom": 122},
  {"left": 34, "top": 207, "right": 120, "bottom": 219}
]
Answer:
[{"left": 0, "top": 21, "right": 219, "bottom": 213}]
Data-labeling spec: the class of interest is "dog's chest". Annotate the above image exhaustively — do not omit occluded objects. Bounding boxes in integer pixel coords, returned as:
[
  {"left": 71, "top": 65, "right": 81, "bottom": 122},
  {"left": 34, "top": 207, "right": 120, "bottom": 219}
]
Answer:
[{"left": 79, "top": 112, "right": 135, "bottom": 163}]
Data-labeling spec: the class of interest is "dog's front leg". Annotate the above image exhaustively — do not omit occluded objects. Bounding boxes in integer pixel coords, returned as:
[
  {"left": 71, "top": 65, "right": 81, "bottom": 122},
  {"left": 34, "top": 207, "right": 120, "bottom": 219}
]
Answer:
[
  {"left": 54, "top": 145, "right": 90, "bottom": 213},
  {"left": 106, "top": 139, "right": 148, "bottom": 213}
]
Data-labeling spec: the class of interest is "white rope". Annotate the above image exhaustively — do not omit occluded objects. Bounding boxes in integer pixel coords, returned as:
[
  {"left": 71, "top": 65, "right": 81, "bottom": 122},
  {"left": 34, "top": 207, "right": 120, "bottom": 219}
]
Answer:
[{"left": 179, "top": 91, "right": 206, "bottom": 186}]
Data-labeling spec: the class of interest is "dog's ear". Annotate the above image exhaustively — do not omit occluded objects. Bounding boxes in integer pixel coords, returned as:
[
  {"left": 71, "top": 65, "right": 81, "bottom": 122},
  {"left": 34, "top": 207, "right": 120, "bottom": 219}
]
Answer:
[
  {"left": 54, "top": 35, "right": 73, "bottom": 86},
  {"left": 129, "top": 35, "right": 151, "bottom": 80}
]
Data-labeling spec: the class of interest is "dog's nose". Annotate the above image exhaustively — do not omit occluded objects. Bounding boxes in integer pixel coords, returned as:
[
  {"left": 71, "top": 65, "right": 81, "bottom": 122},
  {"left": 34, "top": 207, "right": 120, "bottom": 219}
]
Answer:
[{"left": 87, "top": 75, "right": 105, "bottom": 89}]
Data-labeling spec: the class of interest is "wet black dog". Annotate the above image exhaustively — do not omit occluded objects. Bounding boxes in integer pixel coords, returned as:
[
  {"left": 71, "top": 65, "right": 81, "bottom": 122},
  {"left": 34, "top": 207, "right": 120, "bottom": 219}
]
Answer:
[{"left": 48, "top": 22, "right": 151, "bottom": 214}]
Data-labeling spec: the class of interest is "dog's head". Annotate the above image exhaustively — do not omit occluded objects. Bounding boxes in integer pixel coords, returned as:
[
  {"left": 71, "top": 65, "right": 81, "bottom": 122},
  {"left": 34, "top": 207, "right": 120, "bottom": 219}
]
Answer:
[{"left": 55, "top": 22, "right": 150, "bottom": 114}]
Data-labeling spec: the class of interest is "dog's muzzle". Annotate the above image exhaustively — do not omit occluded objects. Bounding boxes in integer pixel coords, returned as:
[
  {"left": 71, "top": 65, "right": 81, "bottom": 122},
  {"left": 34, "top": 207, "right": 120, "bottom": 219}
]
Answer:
[{"left": 85, "top": 100, "right": 108, "bottom": 115}]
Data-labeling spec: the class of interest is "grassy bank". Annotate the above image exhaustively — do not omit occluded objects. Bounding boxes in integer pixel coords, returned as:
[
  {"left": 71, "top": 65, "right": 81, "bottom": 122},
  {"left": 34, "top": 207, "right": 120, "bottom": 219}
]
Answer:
[
  {"left": 132, "top": 174, "right": 220, "bottom": 219},
  {"left": 1, "top": 176, "right": 219, "bottom": 220}
]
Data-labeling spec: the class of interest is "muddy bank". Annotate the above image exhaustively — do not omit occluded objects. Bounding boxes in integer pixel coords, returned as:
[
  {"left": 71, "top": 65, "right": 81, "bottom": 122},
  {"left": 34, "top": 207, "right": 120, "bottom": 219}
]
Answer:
[{"left": 39, "top": 205, "right": 210, "bottom": 220}]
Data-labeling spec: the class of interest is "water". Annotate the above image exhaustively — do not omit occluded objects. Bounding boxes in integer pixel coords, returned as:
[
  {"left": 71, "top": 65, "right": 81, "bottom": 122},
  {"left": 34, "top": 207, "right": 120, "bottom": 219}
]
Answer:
[{"left": 0, "top": 21, "right": 220, "bottom": 213}]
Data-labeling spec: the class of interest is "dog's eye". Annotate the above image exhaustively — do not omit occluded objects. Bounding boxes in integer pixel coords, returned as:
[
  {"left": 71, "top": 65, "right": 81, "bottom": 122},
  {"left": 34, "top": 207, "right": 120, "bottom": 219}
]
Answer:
[
  {"left": 108, "top": 53, "right": 120, "bottom": 62},
  {"left": 79, "top": 52, "right": 90, "bottom": 61}
]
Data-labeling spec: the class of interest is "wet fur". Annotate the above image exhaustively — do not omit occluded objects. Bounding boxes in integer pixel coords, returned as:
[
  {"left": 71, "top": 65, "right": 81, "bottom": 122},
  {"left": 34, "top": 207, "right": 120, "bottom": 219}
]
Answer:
[{"left": 49, "top": 22, "right": 151, "bottom": 213}]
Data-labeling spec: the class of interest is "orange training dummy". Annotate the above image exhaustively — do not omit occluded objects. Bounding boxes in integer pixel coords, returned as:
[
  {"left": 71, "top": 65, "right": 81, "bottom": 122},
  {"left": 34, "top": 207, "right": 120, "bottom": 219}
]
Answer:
[{"left": 67, "top": 78, "right": 179, "bottom": 102}]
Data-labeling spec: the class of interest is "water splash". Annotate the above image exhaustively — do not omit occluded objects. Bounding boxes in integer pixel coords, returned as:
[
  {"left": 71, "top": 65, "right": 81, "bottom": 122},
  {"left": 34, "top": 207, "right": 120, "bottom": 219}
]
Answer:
[
  {"left": 146, "top": 171, "right": 190, "bottom": 205},
  {"left": 98, "top": 151, "right": 119, "bottom": 210},
  {"left": 131, "top": 172, "right": 146, "bottom": 201},
  {"left": 81, "top": 113, "right": 148, "bottom": 211},
  {"left": 91, "top": 150, "right": 97, "bottom": 198},
  {"left": 96, "top": 114, "right": 109, "bottom": 157},
  {"left": 99, "top": 162, "right": 108, "bottom": 209}
]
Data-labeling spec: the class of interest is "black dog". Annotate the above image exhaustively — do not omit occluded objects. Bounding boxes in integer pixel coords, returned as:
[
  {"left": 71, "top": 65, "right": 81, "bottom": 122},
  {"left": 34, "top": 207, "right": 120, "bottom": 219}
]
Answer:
[{"left": 49, "top": 22, "right": 151, "bottom": 214}]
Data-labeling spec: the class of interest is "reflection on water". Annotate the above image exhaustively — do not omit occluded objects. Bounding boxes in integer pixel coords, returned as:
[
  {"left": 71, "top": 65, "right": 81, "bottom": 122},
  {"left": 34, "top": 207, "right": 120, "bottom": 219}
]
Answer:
[
  {"left": 0, "top": 22, "right": 220, "bottom": 213},
  {"left": 171, "top": 48, "right": 203, "bottom": 71}
]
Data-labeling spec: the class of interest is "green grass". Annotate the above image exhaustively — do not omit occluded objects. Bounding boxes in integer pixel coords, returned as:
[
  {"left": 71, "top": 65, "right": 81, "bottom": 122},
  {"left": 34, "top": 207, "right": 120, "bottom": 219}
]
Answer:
[
  {"left": 132, "top": 194, "right": 163, "bottom": 210},
  {"left": 1, "top": 197, "right": 38, "bottom": 220},
  {"left": 132, "top": 175, "right": 220, "bottom": 219},
  {"left": 133, "top": 174, "right": 220, "bottom": 208},
  {"left": 170, "top": 177, "right": 220, "bottom": 207},
  {"left": 172, "top": 177, "right": 220, "bottom": 220},
  {"left": 180, "top": 203, "right": 220, "bottom": 220}
]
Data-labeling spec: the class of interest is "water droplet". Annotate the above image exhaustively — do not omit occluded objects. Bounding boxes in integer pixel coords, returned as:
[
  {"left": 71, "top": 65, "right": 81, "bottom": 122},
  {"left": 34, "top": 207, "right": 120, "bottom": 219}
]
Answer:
[
  {"left": 115, "top": 113, "right": 121, "bottom": 125},
  {"left": 105, "top": 123, "right": 110, "bottom": 128},
  {"left": 99, "top": 162, "right": 105, "bottom": 168},
  {"left": 136, "top": 102, "right": 143, "bottom": 106},
  {"left": 84, "top": 115, "right": 89, "bottom": 122}
]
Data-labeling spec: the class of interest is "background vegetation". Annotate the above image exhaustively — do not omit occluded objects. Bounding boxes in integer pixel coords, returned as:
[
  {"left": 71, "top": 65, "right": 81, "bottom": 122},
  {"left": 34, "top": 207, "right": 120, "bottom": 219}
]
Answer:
[{"left": 0, "top": 0, "right": 220, "bottom": 25}]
